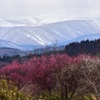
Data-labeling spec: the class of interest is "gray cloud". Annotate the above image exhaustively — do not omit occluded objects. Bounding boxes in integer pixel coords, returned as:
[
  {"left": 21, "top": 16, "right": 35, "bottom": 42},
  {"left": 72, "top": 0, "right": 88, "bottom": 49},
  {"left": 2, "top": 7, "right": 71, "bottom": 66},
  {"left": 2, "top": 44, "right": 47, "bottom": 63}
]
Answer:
[{"left": 0, "top": 0, "right": 100, "bottom": 19}]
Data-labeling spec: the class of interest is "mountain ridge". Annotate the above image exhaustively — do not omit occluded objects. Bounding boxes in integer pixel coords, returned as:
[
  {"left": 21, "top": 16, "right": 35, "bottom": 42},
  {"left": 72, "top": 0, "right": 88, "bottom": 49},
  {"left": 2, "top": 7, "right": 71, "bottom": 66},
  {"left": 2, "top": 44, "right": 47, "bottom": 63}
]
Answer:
[{"left": 0, "top": 19, "right": 100, "bottom": 50}]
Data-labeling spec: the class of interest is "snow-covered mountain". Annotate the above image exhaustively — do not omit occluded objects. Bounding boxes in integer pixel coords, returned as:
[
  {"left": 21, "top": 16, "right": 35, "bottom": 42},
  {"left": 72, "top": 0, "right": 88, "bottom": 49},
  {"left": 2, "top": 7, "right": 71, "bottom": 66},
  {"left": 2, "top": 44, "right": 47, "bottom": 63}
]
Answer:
[
  {"left": 0, "top": 19, "right": 15, "bottom": 27},
  {"left": 0, "top": 39, "right": 27, "bottom": 50},
  {"left": 0, "top": 19, "right": 100, "bottom": 50},
  {"left": 0, "top": 8, "right": 100, "bottom": 51}
]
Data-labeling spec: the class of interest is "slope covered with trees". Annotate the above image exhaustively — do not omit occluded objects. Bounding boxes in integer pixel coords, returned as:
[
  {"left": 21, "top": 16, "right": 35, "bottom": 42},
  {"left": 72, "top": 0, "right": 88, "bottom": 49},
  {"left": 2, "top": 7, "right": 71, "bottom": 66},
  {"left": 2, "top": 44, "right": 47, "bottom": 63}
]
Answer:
[{"left": 65, "top": 39, "right": 100, "bottom": 56}]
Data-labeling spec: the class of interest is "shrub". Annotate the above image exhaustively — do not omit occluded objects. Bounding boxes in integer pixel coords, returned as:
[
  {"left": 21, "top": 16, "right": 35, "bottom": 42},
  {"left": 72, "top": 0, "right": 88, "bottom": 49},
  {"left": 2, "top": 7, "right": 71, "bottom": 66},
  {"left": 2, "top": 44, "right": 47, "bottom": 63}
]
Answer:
[
  {"left": 0, "top": 79, "right": 33, "bottom": 100},
  {"left": 0, "top": 54, "right": 100, "bottom": 100}
]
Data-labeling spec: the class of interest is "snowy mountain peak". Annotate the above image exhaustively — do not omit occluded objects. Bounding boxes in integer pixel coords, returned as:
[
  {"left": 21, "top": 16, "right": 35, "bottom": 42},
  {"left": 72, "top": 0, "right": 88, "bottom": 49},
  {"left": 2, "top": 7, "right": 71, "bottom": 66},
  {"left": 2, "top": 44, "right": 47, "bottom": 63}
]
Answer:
[
  {"left": 0, "top": 19, "right": 15, "bottom": 27},
  {"left": 26, "top": 16, "right": 41, "bottom": 23},
  {"left": 1, "top": 8, "right": 100, "bottom": 27},
  {"left": 22, "top": 16, "right": 43, "bottom": 26}
]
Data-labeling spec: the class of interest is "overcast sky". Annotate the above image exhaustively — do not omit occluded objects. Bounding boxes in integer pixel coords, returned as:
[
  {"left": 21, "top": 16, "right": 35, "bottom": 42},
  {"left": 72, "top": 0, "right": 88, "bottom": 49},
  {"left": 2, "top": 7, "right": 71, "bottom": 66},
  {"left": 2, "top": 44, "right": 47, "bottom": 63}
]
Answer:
[{"left": 0, "top": 0, "right": 100, "bottom": 20}]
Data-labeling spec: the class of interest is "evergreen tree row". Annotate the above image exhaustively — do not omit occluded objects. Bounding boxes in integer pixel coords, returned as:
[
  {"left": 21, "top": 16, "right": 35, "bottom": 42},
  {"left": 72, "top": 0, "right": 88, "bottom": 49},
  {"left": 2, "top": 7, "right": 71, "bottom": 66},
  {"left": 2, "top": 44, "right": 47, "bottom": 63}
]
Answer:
[{"left": 65, "top": 39, "right": 100, "bottom": 56}]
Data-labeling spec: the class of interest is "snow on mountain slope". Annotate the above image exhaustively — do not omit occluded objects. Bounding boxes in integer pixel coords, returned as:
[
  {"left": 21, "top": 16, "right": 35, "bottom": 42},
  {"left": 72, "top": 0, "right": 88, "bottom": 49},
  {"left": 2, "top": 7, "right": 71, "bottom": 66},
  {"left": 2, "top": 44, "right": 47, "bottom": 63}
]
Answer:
[
  {"left": 0, "top": 20, "right": 100, "bottom": 50},
  {"left": 0, "top": 17, "right": 42, "bottom": 27},
  {"left": 7, "top": 17, "right": 42, "bottom": 27},
  {"left": 58, "top": 33, "right": 100, "bottom": 46},
  {"left": 0, "top": 19, "right": 15, "bottom": 27},
  {"left": 0, "top": 39, "right": 26, "bottom": 50}
]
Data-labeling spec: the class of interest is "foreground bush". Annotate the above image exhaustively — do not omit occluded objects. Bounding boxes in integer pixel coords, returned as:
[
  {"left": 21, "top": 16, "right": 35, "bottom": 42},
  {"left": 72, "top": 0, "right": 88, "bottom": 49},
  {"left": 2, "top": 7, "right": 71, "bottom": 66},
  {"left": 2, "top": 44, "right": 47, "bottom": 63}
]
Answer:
[
  {"left": 0, "top": 79, "right": 33, "bottom": 100},
  {"left": 0, "top": 54, "right": 100, "bottom": 100}
]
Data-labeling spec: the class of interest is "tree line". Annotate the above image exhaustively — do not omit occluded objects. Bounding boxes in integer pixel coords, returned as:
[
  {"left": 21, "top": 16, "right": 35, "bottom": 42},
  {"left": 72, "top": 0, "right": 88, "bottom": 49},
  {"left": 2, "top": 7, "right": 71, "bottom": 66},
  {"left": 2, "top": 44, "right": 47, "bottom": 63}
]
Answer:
[{"left": 65, "top": 39, "right": 100, "bottom": 56}]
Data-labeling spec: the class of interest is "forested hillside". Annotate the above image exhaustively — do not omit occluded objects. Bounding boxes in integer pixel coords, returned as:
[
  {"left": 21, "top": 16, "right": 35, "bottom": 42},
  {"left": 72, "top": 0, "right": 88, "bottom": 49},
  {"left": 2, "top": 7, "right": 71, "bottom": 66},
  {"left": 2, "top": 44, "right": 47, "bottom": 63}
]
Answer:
[{"left": 65, "top": 39, "right": 100, "bottom": 56}]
